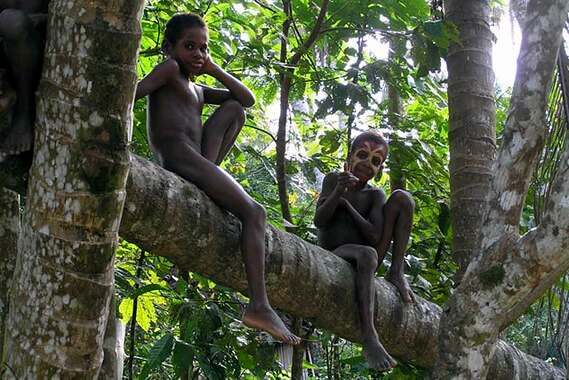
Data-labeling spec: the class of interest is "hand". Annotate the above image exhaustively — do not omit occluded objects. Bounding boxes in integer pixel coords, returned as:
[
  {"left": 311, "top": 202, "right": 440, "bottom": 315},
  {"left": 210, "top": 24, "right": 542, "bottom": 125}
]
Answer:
[
  {"left": 338, "top": 197, "right": 350, "bottom": 208},
  {"left": 334, "top": 171, "right": 359, "bottom": 195},
  {"left": 198, "top": 54, "right": 220, "bottom": 76}
]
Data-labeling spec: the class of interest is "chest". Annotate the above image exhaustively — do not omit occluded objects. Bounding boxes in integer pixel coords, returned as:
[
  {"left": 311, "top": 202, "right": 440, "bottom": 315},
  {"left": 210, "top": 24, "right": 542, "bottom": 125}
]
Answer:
[
  {"left": 173, "top": 78, "right": 204, "bottom": 108},
  {"left": 343, "top": 191, "right": 374, "bottom": 217}
]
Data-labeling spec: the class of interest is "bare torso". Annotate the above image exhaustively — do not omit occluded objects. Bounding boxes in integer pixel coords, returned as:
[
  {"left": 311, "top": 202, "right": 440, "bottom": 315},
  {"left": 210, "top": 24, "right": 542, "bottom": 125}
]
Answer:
[
  {"left": 318, "top": 172, "right": 383, "bottom": 250},
  {"left": 147, "top": 71, "right": 205, "bottom": 161}
]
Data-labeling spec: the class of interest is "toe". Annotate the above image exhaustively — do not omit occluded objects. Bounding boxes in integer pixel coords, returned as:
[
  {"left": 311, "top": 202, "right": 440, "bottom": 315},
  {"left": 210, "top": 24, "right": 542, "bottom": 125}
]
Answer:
[{"left": 289, "top": 334, "right": 300, "bottom": 345}]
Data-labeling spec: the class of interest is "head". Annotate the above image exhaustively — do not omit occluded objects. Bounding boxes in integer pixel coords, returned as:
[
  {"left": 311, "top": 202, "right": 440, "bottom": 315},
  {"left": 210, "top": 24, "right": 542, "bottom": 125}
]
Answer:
[
  {"left": 347, "top": 131, "right": 388, "bottom": 182},
  {"left": 162, "top": 13, "right": 208, "bottom": 76}
]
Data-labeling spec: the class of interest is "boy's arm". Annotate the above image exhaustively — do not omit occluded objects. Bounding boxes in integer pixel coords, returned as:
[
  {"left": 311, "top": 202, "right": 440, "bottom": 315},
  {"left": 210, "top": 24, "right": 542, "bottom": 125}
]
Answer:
[
  {"left": 341, "top": 189, "right": 385, "bottom": 246},
  {"left": 200, "top": 57, "right": 255, "bottom": 107},
  {"left": 134, "top": 59, "right": 178, "bottom": 101},
  {"left": 314, "top": 172, "right": 358, "bottom": 228}
]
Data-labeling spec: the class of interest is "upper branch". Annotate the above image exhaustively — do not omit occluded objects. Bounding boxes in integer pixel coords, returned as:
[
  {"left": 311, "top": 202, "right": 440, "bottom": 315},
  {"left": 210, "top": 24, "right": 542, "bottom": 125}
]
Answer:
[
  {"left": 507, "top": 139, "right": 569, "bottom": 322},
  {"left": 482, "top": 0, "right": 569, "bottom": 248}
]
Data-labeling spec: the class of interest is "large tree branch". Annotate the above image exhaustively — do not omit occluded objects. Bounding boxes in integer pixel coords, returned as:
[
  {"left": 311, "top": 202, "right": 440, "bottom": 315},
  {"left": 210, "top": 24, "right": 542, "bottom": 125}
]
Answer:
[
  {"left": 483, "top": 0, "right": 569, "bottom": 247},
  {"left": 0, "top": 153, "right": 564, "bottom": 378}
]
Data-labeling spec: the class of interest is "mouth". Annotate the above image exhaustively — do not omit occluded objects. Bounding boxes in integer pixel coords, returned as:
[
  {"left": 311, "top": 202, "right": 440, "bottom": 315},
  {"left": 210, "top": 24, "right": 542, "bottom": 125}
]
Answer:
[
  {"left": 353, "top": 165, "right": 373, "bottom": 177},
  {"left": 187, "top": 61, "right": 204, "bottom": 71}
]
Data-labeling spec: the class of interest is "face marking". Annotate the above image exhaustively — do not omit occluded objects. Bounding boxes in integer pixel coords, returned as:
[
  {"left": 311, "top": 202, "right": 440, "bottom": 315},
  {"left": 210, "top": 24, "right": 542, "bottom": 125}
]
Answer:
[{"left": 348, "top": 141, "right": 387, "bottom": 180}]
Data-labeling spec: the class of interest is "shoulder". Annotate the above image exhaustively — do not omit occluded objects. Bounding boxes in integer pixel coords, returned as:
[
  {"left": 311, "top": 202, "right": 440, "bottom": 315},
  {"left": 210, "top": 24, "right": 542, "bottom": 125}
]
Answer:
[
  {"left": 153, "top": 59, "right": 180, "bottom": 78},
  {"left": 322, "top": 171, "right": 340, "bottom": 186},
  {"left": 364, "top": 185, "right": 386, "bottom": 200},
  {"left": 324, "top": 171, "right": 340, "bottom": 180}
]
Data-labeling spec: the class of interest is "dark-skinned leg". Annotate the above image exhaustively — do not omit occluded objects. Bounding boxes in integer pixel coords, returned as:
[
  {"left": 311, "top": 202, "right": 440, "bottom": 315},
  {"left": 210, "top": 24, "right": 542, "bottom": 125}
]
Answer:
[
  {"left": 0, "top": 66, "right": 16, "bottom": 113},
  {"left": 0, "top": 9, "right": 44, "bottom": 156},
  {"left": 333, "top": 244, "right": 396, "bottom": 372},
  {"left": 377, "top": 189, "right": 416, "bottom": 303},
  {"left": 201, "top": 99, "right": 245, "bottom": 165},
  {"left": 160, "top": 140, "right": 300, "bottom": 345}
]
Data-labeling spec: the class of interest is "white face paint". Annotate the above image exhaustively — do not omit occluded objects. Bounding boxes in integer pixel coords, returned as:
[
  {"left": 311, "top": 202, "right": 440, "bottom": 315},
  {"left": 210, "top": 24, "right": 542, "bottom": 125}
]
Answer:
[{"left": 348, "top": 141, "right": 387, "bottom": 181}]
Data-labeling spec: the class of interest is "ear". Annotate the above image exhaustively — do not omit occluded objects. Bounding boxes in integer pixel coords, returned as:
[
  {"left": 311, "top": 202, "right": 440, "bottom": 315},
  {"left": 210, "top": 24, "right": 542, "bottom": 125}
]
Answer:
[{"left": 161, "top": 40, "right": 172, "bottom": 55}]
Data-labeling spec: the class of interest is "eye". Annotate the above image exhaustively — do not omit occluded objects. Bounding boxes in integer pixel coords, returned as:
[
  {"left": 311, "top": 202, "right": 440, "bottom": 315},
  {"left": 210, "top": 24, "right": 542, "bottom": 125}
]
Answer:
[
  {"left": 186, "top": 42, "right": 194, "bottom": 49},
  {"left": 356, "top": 151, "right": 368, "bottom": 159},
  {"left": 200, "top": 45, "right": 208, "bottom": 53},
  {"left": 372, "top": 157, "right": 381, "bottom": 166}
]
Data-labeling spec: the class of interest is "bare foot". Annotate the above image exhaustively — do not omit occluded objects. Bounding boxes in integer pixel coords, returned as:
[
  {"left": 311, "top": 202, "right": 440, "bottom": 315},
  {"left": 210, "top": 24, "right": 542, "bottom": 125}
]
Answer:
[
  {"left": 0, "top": 111, "right": 34, "bottom": 157},
  {"left": 386, "top": 271, "right": 416, "bottom": 303},
  {"left": 362, "top": 336, "right": 397, "bottom": 372},
  {"left": 242, "top": 304, "right": 301, "bottom": 345}
]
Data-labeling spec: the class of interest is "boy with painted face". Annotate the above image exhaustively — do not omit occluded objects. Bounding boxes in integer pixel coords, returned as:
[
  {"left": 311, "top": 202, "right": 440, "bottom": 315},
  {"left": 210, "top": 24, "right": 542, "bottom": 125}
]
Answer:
[{"left": 314, "top": 130, "right": 415, "bottom": 372}]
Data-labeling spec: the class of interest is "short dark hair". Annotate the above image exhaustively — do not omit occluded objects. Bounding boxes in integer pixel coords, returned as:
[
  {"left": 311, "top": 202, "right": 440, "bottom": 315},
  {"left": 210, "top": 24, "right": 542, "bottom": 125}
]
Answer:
[
  {"left": 349, "top": 131, "right": 388, "bottom": 156},
  {"left": 162, "top": 13, "right": 207, "bottom": 51}
]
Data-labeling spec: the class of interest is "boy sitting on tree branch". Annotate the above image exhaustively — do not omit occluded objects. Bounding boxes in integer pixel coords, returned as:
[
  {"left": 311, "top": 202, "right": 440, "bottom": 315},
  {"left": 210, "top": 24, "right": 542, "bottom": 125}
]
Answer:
[{"left": 314, "top": 130, "right": 415, "bottom": 371}]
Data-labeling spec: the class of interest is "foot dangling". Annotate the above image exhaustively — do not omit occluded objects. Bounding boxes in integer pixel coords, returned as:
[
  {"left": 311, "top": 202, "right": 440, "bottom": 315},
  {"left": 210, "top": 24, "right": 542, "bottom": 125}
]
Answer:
[
  {"left": 0, "top": 110, "right": 34, "bottom": 157},
  {"left": 242, "top": 304, "right": 301, "bottom": 345},
  {"left": 362, "top": 336, "right": 397, "bottom": 372}
]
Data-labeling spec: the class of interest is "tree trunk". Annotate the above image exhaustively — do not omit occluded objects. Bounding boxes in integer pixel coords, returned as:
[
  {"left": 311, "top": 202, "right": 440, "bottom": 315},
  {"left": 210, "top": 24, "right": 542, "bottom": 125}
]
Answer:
[
  {"left": 444, "top": 0, "right": 496, "bottom": 279},
  {"left": 3, "top": 0, "right": 144, "bottom": 377},
  {"left": 0, "top": 188, "right": 19, "bottom": 362},
  {"left": 435, "top": 0, "right": 569, "bottom": 378}
]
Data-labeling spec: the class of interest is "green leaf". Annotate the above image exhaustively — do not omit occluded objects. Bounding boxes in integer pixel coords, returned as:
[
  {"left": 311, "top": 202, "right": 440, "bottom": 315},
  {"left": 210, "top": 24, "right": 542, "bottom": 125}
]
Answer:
[
  {"left": 139, "top": 333, "right": 174, "bottom": 380},
  {"left": 172, "top": 339, "right": 194, "bottom": 378}
]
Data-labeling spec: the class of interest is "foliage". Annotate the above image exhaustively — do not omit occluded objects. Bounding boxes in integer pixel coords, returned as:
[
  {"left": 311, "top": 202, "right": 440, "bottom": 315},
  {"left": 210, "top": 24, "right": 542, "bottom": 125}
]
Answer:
[{"left": 123, "top": 0, "right": 460, "bottom": 378}]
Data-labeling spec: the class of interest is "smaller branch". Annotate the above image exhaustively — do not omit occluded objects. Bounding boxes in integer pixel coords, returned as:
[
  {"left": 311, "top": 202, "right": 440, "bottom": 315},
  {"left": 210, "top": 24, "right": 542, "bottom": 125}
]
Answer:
[
  {"left": 289, "top": 0, "right": 330, "bottom": 65},
  {"left": 319, "top": 27, "right": 410, "bottom": 38},
  {"left": 252, "top": 0, "right": 279, "bottom": 13},
  {"left": 243, "top": 123, "right": 277, "bottom": 143}
]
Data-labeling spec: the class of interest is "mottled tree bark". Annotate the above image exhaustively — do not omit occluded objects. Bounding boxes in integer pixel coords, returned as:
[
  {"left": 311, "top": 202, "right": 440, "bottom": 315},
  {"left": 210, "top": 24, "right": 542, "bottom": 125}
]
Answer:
[
  {"left": 3, "top": 0, "right": 144, "bottom": 377},
  {"left": 0, "top": 188, "right": 19, "bottom": 362},
  {"left": 444, "top": 0, "right": 496, "bottom": 278},
  {"left": 434, "top": 0, "right": 569, "bottom": 378}
]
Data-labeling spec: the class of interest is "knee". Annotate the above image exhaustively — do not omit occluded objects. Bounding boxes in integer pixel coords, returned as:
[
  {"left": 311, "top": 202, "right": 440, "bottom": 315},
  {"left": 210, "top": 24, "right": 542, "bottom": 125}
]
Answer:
[
  {"left": 391, "top": 189, "right": 415, "bottom": 214},
  {"left": 242, "top": 200, "right": 266, "bottom": 224},
  {"left": 0, "top": 10, "right": 30, "bottom": 39},
  {"left": 220, "top": 99, "right": 245, "bottom": 125},
  {"left": 357, "top": 246, "right": 378, "bottom": 270}
]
